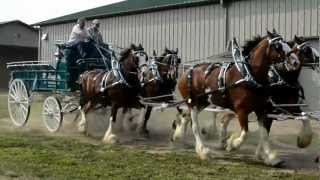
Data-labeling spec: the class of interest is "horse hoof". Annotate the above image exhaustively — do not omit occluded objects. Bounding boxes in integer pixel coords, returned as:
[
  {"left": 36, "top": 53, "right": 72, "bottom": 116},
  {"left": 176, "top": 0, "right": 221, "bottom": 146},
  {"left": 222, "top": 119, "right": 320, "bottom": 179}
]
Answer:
[
  {"left": 269, "top": 159, "right": 285, "bottom": 168},
  {"left": 196, "top": 144, "right": 211, "bottom": 160},
  {"left": 264, "top": 152, "right": 284, "bottom": 167},
  {"left": 225, "top": 133, "right": 239, "bottom": 152},
  {"left": 102, "top": 134, "right": 119, "bottom": 144},
  {"left": 198, "top": 147, "right": 210, "bottom": 160},
  {"left": 78, "top": 126, "right": 86, "bottom": 134}
]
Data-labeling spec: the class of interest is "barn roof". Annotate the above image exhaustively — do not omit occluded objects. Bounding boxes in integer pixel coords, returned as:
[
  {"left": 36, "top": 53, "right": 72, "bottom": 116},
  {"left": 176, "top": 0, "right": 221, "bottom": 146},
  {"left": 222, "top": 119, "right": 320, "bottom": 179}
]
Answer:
[
  {"left": 35, "top": 0, "right": 221, "bottom": 26},
  {"left": 0, "top": 20, "right": 37, "bottom": 31}
]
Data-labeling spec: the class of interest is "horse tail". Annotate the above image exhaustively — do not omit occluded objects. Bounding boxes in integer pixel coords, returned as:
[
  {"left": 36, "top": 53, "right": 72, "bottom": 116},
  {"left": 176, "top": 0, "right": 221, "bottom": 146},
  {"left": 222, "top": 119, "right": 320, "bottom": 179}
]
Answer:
[{"left": 187, "top": 67, "right": 193, "bottom": 104}]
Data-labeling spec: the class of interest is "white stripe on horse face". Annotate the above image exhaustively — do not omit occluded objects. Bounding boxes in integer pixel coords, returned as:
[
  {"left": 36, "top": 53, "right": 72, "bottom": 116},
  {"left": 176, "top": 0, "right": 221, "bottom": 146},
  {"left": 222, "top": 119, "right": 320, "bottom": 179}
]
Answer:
[
  {"left": 137, "top": 54, "right": 148, "bottom": 67},
  {"left": 280, "top": 41, "right": 292, "bottom": 54}
]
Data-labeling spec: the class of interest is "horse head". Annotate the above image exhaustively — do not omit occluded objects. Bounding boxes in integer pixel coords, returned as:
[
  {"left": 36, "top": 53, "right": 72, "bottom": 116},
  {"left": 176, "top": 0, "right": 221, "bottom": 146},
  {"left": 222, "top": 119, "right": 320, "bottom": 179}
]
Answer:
[
  {"left": 157, "top": 47, "right": 181, "bottom": 80},
  {"left": 120, "top": 43, "right": 148, "bottom": 74},
  {"left": 291, "top": 36, "right": 320, "bottom": 69}
]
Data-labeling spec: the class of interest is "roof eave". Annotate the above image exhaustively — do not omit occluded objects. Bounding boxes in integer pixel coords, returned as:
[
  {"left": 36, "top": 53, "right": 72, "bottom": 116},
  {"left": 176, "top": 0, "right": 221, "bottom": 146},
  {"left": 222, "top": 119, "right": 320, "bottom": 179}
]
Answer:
[{"left": 35, "top": 0, "right": 220, "bottom": 27}]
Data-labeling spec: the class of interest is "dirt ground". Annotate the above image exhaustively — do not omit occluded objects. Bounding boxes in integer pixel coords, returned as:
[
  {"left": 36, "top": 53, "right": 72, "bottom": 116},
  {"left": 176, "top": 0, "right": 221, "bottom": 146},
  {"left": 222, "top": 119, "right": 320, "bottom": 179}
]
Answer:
[
  {"left": 84, "top": 108, "right": 320, "bottom": 171},
  {"left": 1, "top": 91, "right": 320, "bottom": 175},
  {"left": 2, "top": 92, "right": 319, "bottom": 173}
]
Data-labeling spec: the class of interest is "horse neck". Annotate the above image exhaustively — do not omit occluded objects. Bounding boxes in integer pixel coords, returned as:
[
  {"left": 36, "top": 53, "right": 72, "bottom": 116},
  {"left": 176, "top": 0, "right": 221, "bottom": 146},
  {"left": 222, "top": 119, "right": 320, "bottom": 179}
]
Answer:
[
  {"left": 121, "top": 55, "right": 138, "bottom": 80},
  {"left": 278, "top": 66, "right": 301, "bottom": 84},
  {"left": 157, "top": 64, "right": 177, "bottom": 91},
  {"left": 249, "top": 40, "right": 270, "bottom": 84}
]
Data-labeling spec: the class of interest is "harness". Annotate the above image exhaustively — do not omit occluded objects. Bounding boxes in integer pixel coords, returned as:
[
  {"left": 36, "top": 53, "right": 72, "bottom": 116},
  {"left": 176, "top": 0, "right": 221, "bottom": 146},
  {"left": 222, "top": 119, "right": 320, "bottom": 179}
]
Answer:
[
  {"left": 140, "top": 58, "right": 162, "bottom": 87},
  {"left": 99, "top": 48, "right": 146, "bottom": 92}
]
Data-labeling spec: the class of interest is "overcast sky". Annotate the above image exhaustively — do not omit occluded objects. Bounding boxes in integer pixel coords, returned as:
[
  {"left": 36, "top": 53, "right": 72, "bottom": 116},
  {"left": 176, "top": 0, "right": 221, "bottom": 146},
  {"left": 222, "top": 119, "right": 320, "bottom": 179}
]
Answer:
[{"left": 0, "top": 0, "right": 123, "bottom": 24}]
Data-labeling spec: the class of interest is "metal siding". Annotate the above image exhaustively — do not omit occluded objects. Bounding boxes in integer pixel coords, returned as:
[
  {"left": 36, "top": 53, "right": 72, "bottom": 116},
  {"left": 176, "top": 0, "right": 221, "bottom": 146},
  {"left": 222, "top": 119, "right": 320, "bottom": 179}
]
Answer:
[
  {"left": 39, "top": 0, "right": 318, "bottom": 63},
  {"left": 290, "top": 0, "right": 297, "bottom": 36},
  {"left": 310, "top": 0, "right": 318, "bottom": 36}
]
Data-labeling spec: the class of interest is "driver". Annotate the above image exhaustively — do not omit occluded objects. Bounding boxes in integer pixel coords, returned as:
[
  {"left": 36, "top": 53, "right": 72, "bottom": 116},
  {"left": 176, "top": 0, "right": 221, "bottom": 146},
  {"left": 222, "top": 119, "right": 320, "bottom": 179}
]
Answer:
[{"left": 67, "top": 18, "right": 90, "bottom": 58}]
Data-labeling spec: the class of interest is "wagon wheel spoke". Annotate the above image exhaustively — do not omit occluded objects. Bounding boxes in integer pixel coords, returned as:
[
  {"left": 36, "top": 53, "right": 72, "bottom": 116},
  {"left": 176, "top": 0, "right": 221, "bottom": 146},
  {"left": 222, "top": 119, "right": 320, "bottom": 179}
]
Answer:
[
  {"left": 8, "top": 79, "right": 30, "bottom": 127},
  {"left": 42, "top": 96, "right": 63, "bottom": 132}
]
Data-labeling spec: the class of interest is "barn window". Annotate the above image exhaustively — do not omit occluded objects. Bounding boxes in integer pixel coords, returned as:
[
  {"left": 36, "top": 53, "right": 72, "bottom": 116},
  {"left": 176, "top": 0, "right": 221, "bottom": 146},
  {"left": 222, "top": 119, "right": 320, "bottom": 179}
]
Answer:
[{"left": 42, "top": 33, "right": 48, "bottom": 41}]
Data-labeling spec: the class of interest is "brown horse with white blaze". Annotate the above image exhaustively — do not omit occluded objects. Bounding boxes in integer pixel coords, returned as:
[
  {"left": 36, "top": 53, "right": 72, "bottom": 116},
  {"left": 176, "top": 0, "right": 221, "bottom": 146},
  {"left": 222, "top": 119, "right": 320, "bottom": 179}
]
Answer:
[
  {"left": 177, "top": 31, "right": 299, "bottom": 166},
  {"left": 136, "top": 48, "right": 181, "bottom": 136},
  {"left": 78, "top": 44, "right": 148, "bottom": 143},
  {"left": 200, "top": 35, "right": 319, "bottom": 163}
]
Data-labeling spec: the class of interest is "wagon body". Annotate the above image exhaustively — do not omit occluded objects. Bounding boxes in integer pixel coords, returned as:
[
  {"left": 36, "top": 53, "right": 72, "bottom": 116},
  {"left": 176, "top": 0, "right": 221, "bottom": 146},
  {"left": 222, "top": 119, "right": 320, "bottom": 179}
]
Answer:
[{"left": 6, "top": 45, "right": 109, "bottom": 132}]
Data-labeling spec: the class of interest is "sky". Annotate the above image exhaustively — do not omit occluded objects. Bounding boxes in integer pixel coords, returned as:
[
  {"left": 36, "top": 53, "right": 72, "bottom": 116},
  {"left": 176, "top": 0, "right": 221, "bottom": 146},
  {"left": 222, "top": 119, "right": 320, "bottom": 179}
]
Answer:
[{"left": 0, "top": 0, "right": 123, "bottom": 24}]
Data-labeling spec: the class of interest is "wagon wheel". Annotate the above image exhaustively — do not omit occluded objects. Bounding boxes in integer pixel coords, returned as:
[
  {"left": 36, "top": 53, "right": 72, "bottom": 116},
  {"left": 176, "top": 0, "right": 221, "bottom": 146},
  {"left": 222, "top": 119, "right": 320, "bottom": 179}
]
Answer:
[
  {"left": 8, "top": 79, "right": 31, "bottom": 127},
  {"left": 42, "top": 96, "right": 63, "bottom": 132}
]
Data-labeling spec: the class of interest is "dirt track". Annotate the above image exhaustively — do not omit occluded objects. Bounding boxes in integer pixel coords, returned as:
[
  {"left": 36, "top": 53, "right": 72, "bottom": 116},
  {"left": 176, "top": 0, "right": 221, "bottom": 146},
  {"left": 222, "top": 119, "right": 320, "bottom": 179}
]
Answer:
[{"left": 4, "top": 102, "right": 318, "bottom": 172}]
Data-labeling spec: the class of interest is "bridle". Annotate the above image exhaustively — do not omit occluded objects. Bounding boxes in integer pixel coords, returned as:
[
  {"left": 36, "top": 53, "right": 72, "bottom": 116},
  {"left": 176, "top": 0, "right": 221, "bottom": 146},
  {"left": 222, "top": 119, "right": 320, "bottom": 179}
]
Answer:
[
  {"left": 268, "top": 37, "right": 300, "bottom": 71},
  {"left": 141, "top": 53, "right": 180, "bottom": 86}
]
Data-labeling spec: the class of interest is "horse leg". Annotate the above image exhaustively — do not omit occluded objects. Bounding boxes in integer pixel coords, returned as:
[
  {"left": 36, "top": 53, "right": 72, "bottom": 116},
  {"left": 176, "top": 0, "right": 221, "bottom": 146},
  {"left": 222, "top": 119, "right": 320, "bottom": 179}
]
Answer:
[
  {"left": 297, "top": 119, "right": 313, "bottom": 148},
  {"left": 102, "top": 105, "right": 119, "bottom": 144},
  {"left": 201, "top": 112, "right": 218, "bottom": 140},
  {"left": 119, "top": 108, "right": 137, "bottom": 131},
  {"left": 78, "top": 101, "right": 92, "bottom": 133},
  {"left": 137, "top": 106, "right": 152, "bottom": 137},
  {"left": 190, "top": 107, "right": 210, "bottom": 160},
  {"left": 256, "top": 116, "right": 283, "bottom": 166},
  {"left": 172, "top": 108, "right": 191, "bottom": 143},
  {"left": 226, "top": 110, "right": 248, "bottom": 152},
  {"left": 218, "top": 113, "right": 234, "bottom": 149}
]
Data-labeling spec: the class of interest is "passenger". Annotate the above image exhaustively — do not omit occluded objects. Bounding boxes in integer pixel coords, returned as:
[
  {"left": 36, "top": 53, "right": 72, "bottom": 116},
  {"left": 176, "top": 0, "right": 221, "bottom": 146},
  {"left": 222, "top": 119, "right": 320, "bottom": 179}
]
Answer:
[
  {"left": 87, "top": 19, "right": 112, "bottom": 69},
  {"left": 87, "top": 19, "right": 104, "bottom": 45}
]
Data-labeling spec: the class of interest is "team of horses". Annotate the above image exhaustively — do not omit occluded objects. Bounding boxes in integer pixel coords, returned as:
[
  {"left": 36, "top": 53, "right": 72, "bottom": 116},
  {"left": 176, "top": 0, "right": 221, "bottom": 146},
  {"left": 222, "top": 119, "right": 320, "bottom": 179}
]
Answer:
[{"left": 76, "top": 30, "right": 319, "bottom": 167}]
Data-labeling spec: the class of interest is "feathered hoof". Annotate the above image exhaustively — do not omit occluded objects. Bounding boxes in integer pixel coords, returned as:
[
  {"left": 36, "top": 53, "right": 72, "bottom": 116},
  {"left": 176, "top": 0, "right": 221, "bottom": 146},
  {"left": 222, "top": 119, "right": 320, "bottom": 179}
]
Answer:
[
  {"left": 264, "top": 151, "right": 284, "bottom": 167},
  {"left": 226, "top": 133, "right": 239, "bottom": 152},
  {"left": 102, "top": 134, "right": 119, "bottom": 144},
  {"left": 78, "top": 125, "right": 86, "bottom": 134},
  {"left": 297, "top": 133, "right": 313, "bottom": 148},
  {"left": 196, "top": 144, "right": 211, "bottom": 160}
]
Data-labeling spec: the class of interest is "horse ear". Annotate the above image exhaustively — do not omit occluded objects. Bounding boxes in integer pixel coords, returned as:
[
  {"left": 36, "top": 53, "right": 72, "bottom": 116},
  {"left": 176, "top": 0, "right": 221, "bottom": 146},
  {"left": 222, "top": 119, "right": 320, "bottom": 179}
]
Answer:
[
  {"left": 272, "top": 28, "right": 278, "bottom": 34},
  {"left": 266, "top": 30, "right": 273, "bottom": 37},
  {"left": 294, "top": 35, "right": 304, "bottom": 44},
  {"left": 153, "top": 50, "right": 157, "bottom": 56},
  {"left": 130, "top": 43, "right": 136, "bottom": 49},
  {"left": 175, "top": 48, "right": 179, "bottom": 54}
]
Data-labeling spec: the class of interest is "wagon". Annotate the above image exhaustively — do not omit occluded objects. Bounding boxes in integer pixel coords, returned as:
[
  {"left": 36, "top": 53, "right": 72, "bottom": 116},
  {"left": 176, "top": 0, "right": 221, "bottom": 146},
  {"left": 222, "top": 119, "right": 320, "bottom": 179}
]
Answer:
[{"left": 6, "top": 42, "right": 110, "bottom": 132}]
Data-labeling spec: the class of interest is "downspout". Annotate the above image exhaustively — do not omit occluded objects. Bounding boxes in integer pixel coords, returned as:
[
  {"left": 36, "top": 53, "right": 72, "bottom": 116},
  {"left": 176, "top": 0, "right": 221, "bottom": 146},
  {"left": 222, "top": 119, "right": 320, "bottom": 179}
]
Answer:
[
  {"left": 221, "top": 0, "right": 230, "bottom": 50},
  {"left": 37, "top": 26, "right": 42, "bottom": 61}
]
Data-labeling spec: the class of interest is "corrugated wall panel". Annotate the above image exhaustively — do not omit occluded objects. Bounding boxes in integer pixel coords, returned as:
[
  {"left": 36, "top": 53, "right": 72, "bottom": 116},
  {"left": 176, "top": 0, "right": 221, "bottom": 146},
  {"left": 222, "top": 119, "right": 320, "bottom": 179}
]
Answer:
[{"left": 40, "top": 0, "right": 319, "bottom": 63}]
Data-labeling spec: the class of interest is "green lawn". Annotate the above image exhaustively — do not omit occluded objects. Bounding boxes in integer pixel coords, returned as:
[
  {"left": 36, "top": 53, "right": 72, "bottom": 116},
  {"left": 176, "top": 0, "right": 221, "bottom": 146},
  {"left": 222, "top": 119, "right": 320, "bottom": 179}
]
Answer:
[
  {"left": 0, "top": 92, "right": 319, "bottom": 179},
  {"left": 0, "top": 130, "right": 318, "bottom": 180},
  {"left": 0, "top": 93, "right": 8, "bottom": 119}
]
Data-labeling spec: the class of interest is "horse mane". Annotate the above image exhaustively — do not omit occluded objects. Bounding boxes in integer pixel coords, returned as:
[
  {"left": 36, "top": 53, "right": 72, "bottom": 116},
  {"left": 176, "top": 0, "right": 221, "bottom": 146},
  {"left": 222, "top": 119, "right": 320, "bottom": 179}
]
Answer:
[
  {"left": 119, "top": 44, "right": 138, "bottom": 62},
  {"left": 242, "top": 36, "right": 264, "bottom": 57}
]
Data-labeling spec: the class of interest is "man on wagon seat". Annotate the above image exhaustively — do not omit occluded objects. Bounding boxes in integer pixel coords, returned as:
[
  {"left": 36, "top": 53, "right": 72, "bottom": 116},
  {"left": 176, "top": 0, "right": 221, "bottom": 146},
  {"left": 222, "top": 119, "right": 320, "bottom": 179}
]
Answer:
[
  {"left": 87, "top": 19, "right": 104, "bottom": 45},
  {"left": 87, "top": 19, "right": 112, "bottom": 69},
  {"left": 67, "top": 18, "right": 91, "bottom": 58}
]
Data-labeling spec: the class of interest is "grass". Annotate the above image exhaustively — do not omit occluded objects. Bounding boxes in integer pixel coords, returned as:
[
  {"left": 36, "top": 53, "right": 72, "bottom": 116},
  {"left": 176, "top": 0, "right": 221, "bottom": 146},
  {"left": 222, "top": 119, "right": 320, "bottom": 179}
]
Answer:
[
  {"left": 0, "top": 92, "right": 319, "bottom": 179},
  {"left": 0, "top": 92, "right": 8, "bottom": 119},
  {"left": 0, "top": 130, "right": 319, "bottom": 180}
]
